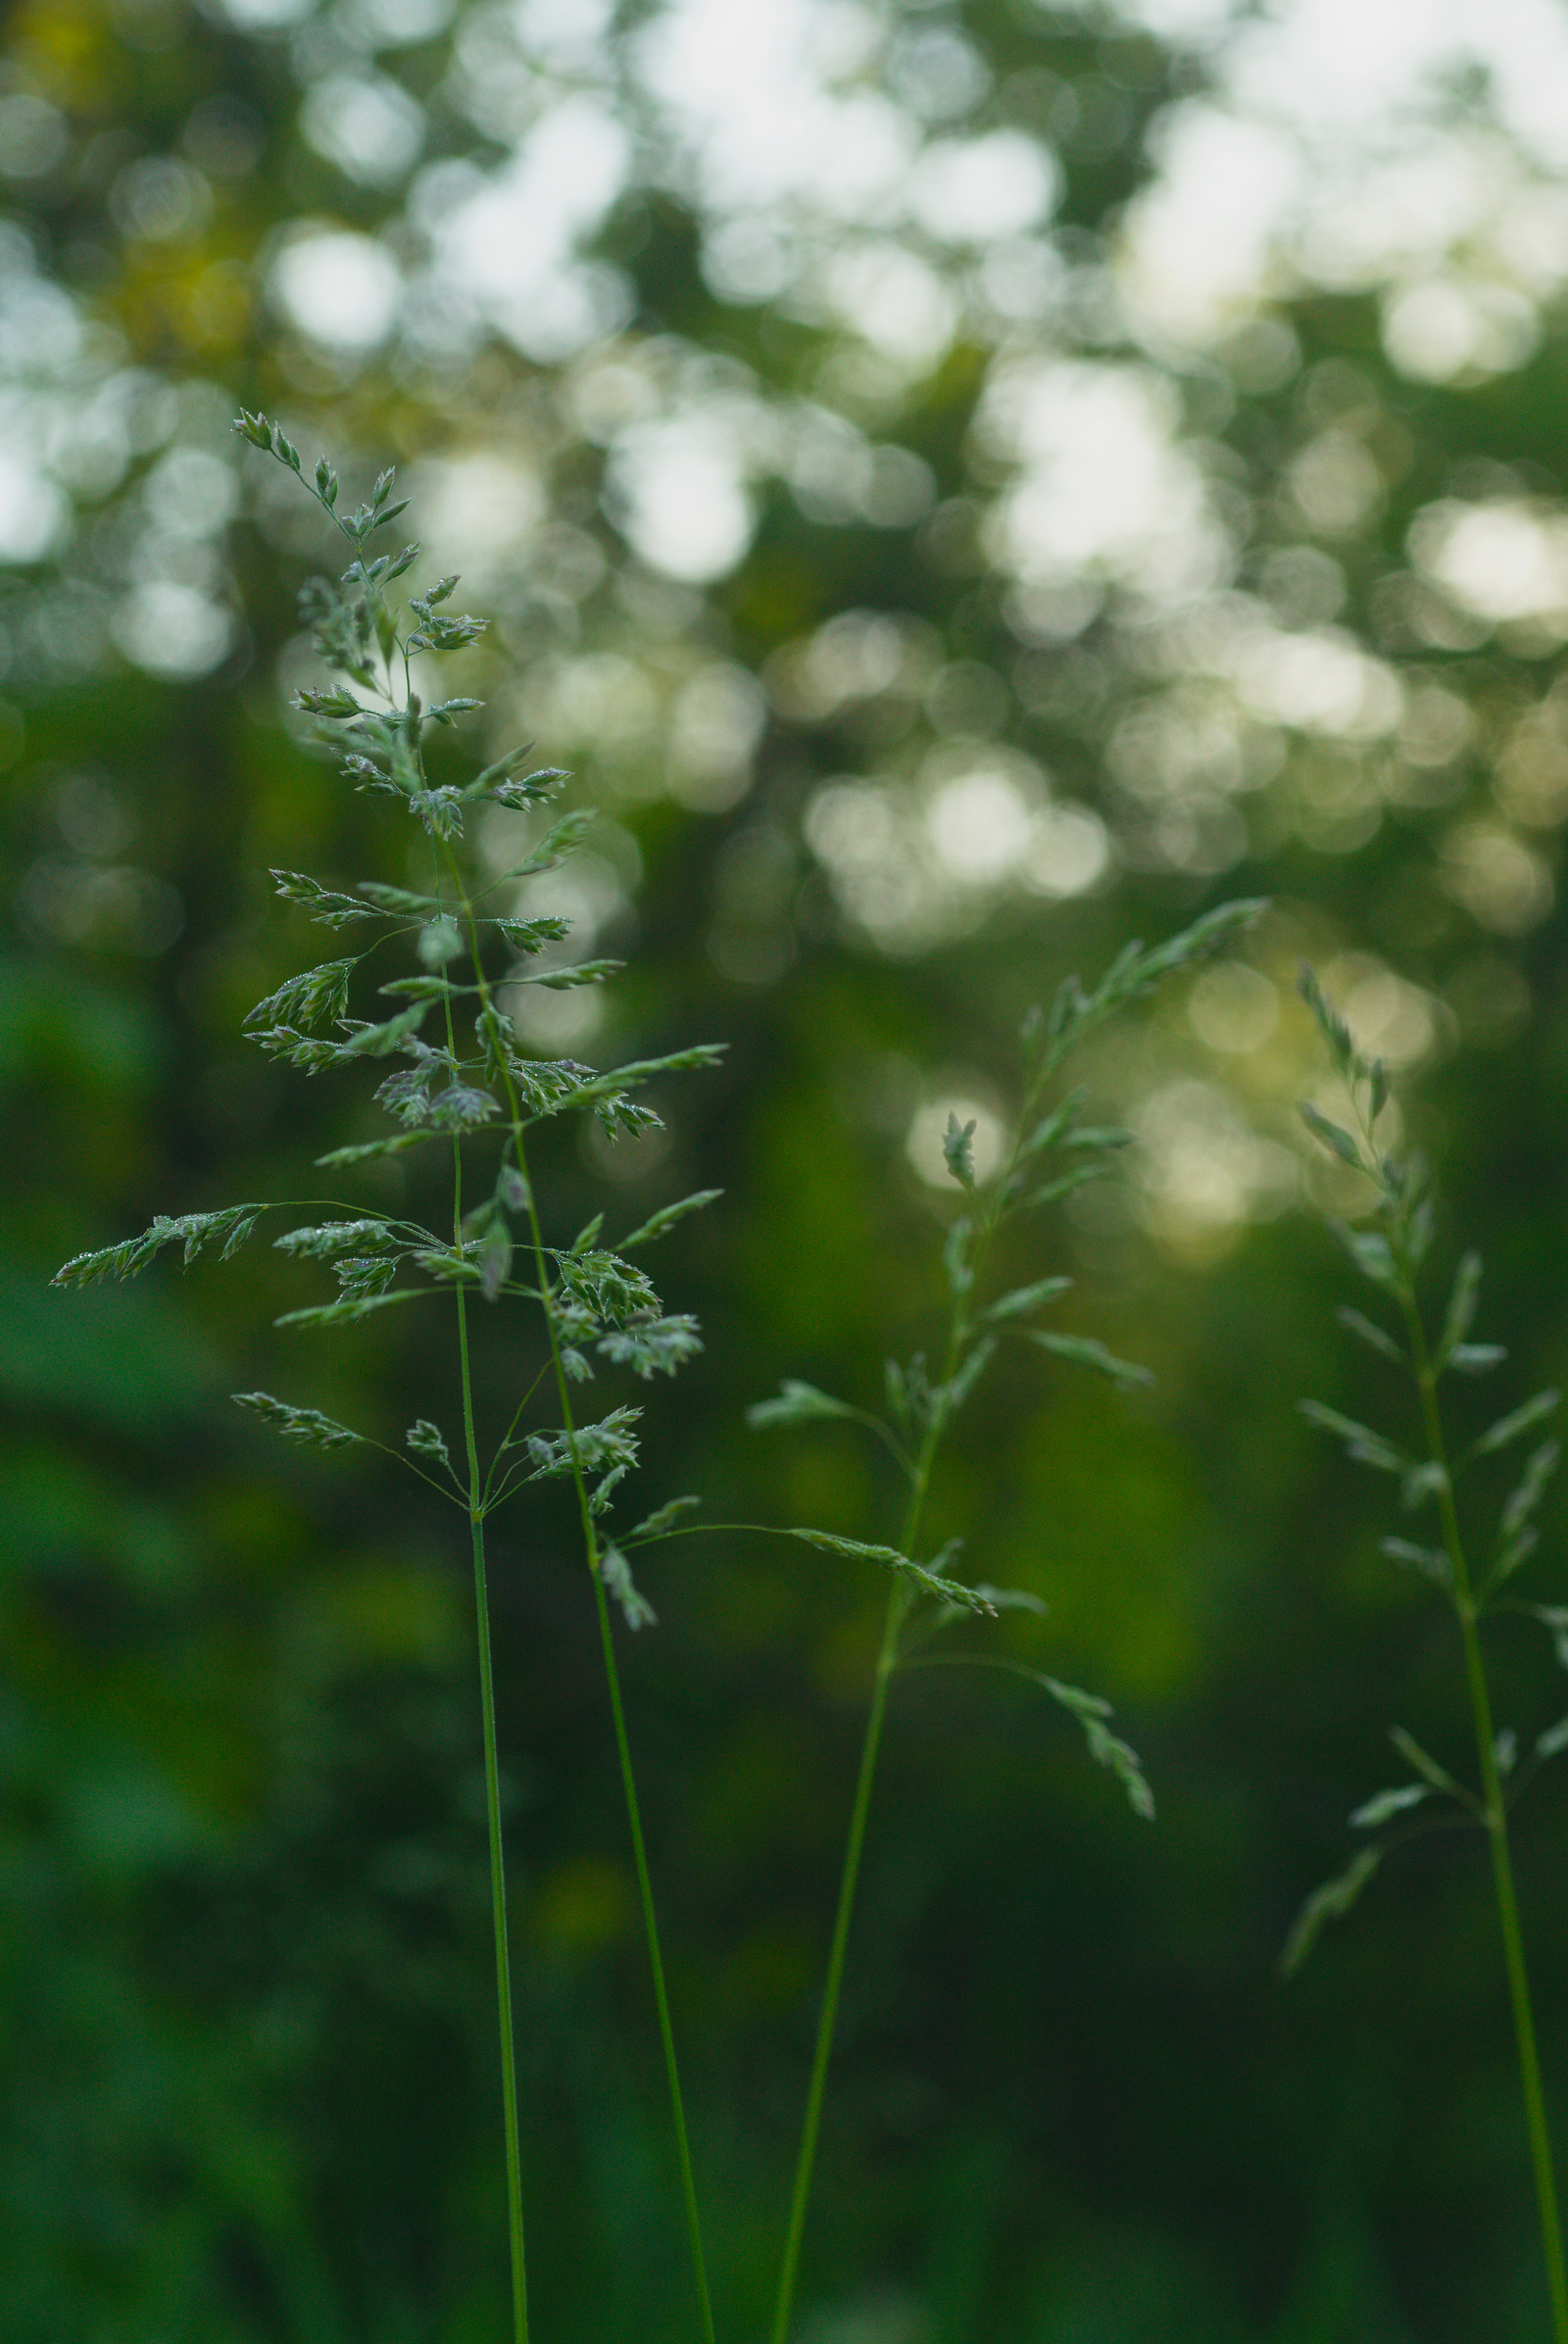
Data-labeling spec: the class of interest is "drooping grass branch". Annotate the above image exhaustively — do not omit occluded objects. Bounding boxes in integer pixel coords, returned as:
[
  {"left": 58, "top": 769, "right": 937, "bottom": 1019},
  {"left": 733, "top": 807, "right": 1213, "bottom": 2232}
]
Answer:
[{"left": 1290, "top": 963, "right": 1568, "bottom": 2344}]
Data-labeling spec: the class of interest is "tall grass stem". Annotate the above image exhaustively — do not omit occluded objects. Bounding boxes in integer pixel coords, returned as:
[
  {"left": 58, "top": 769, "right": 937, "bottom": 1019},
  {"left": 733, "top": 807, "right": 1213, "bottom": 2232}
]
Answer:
[
  {"left": 1403, "top": 1297, "right": 1568, "bottom": 2344},
  {"left": 591, "top": 1567, "right": 717, "bottom": 2344},
  {"left": 770, "top": 1587, "right": 904, "bottom": 2344},
  {"left": 771, "top": 1274, "right": 980, "bottom": 2344},
  {"left": 446, "top": 847, "right": 715, "bottom": 2344},
  {"left": 455, "top": 1266, "right": 529, "bottom": 2344}
]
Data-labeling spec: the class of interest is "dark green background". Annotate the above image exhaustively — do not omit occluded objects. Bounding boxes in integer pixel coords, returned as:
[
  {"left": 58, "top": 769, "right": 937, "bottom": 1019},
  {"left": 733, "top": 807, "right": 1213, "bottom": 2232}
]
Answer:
[{"left": 6, "top": 2, "right": 1568, "bottom": 2337}]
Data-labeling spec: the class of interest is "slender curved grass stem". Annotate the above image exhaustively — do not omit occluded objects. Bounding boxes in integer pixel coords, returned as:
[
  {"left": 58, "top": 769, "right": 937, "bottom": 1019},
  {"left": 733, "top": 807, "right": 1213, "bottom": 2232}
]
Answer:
[
  {"left": 1401, "top": 1294, "right": 1568, "bottom": 2344},
  {"left": 1327, "top": 1026, "right": 1568, "bottom": 2344},
  {"left": 442, "top": 844, "right": 715, "bottom": 2344},
  {"left": 767, "top": 929, "right": 1195, "bottom": 2330},
  {"left": 771, "top": 1261, "right": 981, "bottom": 2344},
  {"left": 452, "top": 1148, "right": 529, "bottom": 2344},
  {"left": 770, "top": 1582, "right": 904, "bottom": 2344},
  {"left": 590, "top": 1560, "right": 717, "bottom": 2344}
]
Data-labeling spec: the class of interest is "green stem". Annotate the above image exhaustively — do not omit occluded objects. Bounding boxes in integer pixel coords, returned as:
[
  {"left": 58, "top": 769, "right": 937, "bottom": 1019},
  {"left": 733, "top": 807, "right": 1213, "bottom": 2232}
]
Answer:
[
  {"left": 770, "top": 1580, "right": 905, "bottom": 2344},
  {"left": 591, "top": 1560, "right": 717, "bottom": 2344},
  {"left": 454, "top": 1204, "right": 529, "bottom": 2344},
  {"left": 771, "top": 1283, "right": 976, "bottom": 2344},
  {"left": 442, "top": 845, "right": 714, "bottom": 2343},
  {"left": 1403, "top": 1294, "right": 1568, "bottom": 2344},
  {"left": 770, "top": 1093, "right": 1065, "bottom": 2344}
]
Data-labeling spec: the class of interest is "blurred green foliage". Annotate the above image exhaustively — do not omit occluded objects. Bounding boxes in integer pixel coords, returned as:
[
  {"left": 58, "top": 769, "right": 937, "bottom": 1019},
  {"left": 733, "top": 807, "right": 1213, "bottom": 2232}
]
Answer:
[{"left": 7, "top": 0, "right": 1568, "bottom": 2336}]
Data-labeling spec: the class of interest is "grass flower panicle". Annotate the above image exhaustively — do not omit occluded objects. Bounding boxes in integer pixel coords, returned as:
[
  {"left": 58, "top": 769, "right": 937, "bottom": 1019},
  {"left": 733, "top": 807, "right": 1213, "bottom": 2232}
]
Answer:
[
  {"left": 55, "top": 417, "right": 725, "bottom": 2344},
  {"left": 1293, "top": 961, "right": 1568, "bottom": 2344},
  {"left": 748, "top": 898, "right": 1265, "bottom": 2344}
]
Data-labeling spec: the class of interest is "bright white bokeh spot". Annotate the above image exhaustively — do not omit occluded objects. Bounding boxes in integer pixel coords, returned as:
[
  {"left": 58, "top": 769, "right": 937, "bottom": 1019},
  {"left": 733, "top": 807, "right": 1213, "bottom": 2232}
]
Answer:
[
  {"left": 1233, "top": 628, "right": 1402, "bottom": 739},
  {"left": 1296, "top": 136, "right": 1498, "bottom": 293},
  {"left": 143, "top": 447, "right": 239, "bottom": 540},
  {"left": 804, "top": 758, "right": 1106, "bottom": 945},
  {"left": 825, "top": 242, "right": 956, "bottom": 368},
  {"left": 217, "top": 0, "right": 315, "bottom": 24},
  {"left": 769, "top": 610, "right": 915, "bottom": 717},
  {"left": 1383, "top": 276, "right": 1537, "bottom": 381},
  {"left": 0, "top": 93, "right": 70, "bottom": 178},
  {"left": 1384, "top": 279, "right": 1488, "bottom": 381},
  {"left": 906, "top": 131, "right": 1058, "bottom": 246},
  {"left": 1224, "top": 0, "right": 1568, "bottom": 165},
  {"left": 271, "top": 232, "right": 402, "bottom": 353},
  {"left": 1287, "top": 432, "right": 1383, "bottom": 534},
  {"left": 1120, "top": 105, "right": 1298, "bottom": 343},
  {"left": 514, "top": 651, "right": 660, "bottom": 758},
  {"left": 638, "top": 0, "right": 903, "bottom": 212},
  {"left": 0, "top": 455, "right": 66, "bottom": 560},
  {"left": 816, "top": 94, "right": 922, "bottom": 220},
  {"left": 926, "top": 768, "right": 1035, "bottom": 880},
  {"left": 610, "top": 420, "right": 757, "bottom": 581},
  {"left": 702, "top": 214, "right": 794, "bottom": 304},
  {"left": 495, "top": 848, "right": 624, "bottom": 1046},
  {"left": 416, "top": 453, "right": 545, "bottom": 580},
  {"left": 513, "top": 0, "right": 616, "bottom": 63},
  {"left": 1441, "top": 822, "right": 1554, "bottom": 933},
  {"left": 0, "top": 276, "right": 83, "bottom": 371},
  {"left": 888, "top": 24, "right": 991, "bottom": 121},
  {"left": 981, "top": 362, "right": 1224, "bottom": 600},
  {"left": 1023, "top": 805, "right": 1111, "bottom": 900},
  {"left": 514, "top": 852, "right": 627, "bottom": 950},
  {"left": 1410, "top": 499, "right": 1568, "bottom": 627},
  {"left": 1108, "top": 1, "right": 1568, "bottom": 367},
  {"left": 974, "top": 236, "right": 1062, "bottom": 325},
  {"left": 1136, "top": 1078, "right": 1298, "bottom": 1241},
  {"left": 348, "top": 0, "right": 457, "bottom": 39},
  {"left": 1110, "top": 0, "right": 1236, "bottom": 31},
  {"left": 301, "top": 74, "right": 426, "bottom": 187},
  {"left": 1187, "top": 963, "right": 1280, "bottom": 1053},
  {"left": 906, "top": 1093, "right": 1007, "bottom": 1189},
  {"left": 113, "top": 583, "right": 233, "bottom": 679},
  {"left": 435, "top": 99, "right": 629, "bottom": 359},
  {"left": 805, "top": 779, "right": 898, "bottom": 871},
  {"left": 804, "top": 778, "right": 947, "bottom": 951},
  {"left": 668, "top": 662, "right": 767, "bottom": 807}
]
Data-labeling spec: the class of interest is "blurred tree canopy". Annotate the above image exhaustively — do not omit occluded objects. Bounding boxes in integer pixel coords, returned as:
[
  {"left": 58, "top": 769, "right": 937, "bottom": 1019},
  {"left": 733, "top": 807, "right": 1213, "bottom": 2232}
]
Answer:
[{"left": 7, "top": 0, "right": 1568, "bottom": 2338}]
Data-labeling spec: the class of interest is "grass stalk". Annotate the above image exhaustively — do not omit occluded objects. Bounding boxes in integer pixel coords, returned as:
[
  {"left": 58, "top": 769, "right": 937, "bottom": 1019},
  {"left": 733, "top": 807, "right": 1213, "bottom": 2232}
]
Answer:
[
  {"left": 446, "top": 845, "right": 716, "bottom": 2344},
  {"left": 452, "top": 1168, "right": 529, "bottom": 2344},
  {"left": 768, "top": 1302, "right": 965, "bottom": 2344},
  {"left": 74, "top": 421, "right": 727, "bottom": 2344},
  {"left": 1298, "top": 965, "right": 1568, "bottom": 2344},
  {"left": 590, "top": 1563, "right": 717, "bottom": 2344},
  {"left": 769, "top": 1142, "right": 1009, "bottom": 2344},
  {"left": 763, "top": 915, "right": 1262, "bottom": 2339},
  {"left": 770, "top": 1586, "right": 903, "bottom": 2344},
  {"left": 1402, "top": 1295, "right": 1568, "bottom": 2344},
  {"left": 468, "top": 1499, "right": 531, "bottom": 2344}
]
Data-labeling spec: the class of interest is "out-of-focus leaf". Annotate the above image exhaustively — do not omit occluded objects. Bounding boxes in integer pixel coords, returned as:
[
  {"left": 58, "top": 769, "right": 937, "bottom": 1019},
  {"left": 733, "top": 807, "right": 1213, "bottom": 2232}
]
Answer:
[
  {"left": 1282, "top": 1847, "right": 1383, "bottom": 1978},
  {"left": 1028, "top": 1332, "right": 1153, "bottom": 1391}
]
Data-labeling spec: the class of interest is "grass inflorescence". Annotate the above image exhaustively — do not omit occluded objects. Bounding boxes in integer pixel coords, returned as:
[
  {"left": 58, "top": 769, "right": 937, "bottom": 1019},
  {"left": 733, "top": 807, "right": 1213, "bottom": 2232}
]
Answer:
[
  {"left": 746, "top": 898, "right": 1264, "bottom": 2344},
  {"left": 56, "top": 417, "right": 727, "bottom": 2344},
  {"left": 1293, "top": 962, "right": 1568, "bottom": 2344}
]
